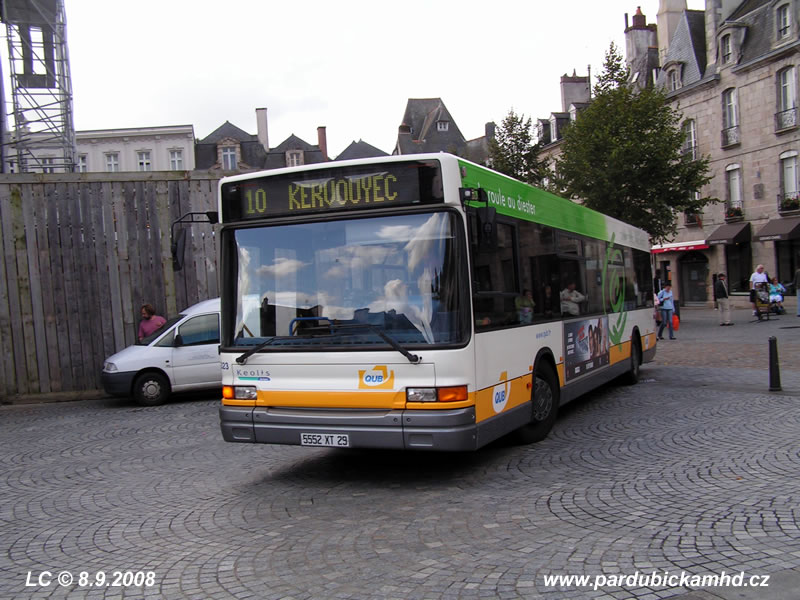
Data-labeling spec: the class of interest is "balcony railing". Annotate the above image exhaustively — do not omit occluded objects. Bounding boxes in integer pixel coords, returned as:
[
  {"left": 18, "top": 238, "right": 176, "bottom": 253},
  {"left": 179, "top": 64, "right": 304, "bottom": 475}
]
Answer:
[
  {"left": 775, "top": 107, "right": 798, "bottom": 132},
  {"left": 778, "top": 193, "right": 800, "bottom": 214},
  {"left": 721, "top": 125, "right": 740, "bottom": 147}
]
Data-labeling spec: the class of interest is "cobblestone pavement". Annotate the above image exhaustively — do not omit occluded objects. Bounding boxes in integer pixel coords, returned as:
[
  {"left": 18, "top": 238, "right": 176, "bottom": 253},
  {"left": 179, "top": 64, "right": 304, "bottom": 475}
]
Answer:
[{"left": 1, "top": 308, "right": 799, "bottom": 600}]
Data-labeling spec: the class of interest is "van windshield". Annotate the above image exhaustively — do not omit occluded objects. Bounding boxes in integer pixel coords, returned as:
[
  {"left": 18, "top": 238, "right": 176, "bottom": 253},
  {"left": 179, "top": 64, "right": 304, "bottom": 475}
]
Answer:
[{"left": 137, "top": 314, "right": 182, "bottom": 346}]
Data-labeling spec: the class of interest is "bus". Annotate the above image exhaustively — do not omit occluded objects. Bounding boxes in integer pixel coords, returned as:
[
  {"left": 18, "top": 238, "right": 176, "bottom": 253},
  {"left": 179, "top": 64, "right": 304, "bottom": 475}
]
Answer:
[{"left": 217, "top": 154, "right": 656, "bottom": 451}]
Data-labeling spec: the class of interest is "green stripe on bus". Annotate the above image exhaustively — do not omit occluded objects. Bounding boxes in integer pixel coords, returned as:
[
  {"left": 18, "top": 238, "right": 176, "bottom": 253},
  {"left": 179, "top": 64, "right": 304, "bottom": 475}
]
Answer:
[{"left": 458, "top": 159, "right": 609, "bottom": 241}]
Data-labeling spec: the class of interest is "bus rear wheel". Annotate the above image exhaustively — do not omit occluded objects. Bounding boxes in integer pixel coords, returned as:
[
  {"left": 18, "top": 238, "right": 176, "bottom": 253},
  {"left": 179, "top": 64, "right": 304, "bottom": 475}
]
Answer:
[{"left": 513, "top": 363, "right": 559, "bottom": 444}]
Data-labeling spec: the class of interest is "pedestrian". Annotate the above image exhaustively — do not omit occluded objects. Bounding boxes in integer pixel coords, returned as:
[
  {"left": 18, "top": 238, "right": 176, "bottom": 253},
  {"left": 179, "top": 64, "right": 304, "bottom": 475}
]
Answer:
[
  {"left": 795, "top": 267, "right": 800, "bottom": 317},
  {"left": 768, "top": 277, "right": 786, "bottom": 313},
  {"left": 656, "top": 283, "right": 676, "bottom": 340},
  {"left": 138, "top": 303, "right": 166, "bottom": 341},
  {"left": 749, "top": 264, "right": 768, "bottom": 316},
  {"left": 715, "top": 273, "right": 733, "bottom": 326}
]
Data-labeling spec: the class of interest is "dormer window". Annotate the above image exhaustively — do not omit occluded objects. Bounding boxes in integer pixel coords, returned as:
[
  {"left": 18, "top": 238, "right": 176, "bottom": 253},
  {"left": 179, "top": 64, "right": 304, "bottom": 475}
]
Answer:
[
  {"left": 221, "top": 146, "right": 237, "bottom": 170},
  {"left": 721, "top": 34, "right": 732, "bottom": 64},
  {"left": 437, "top": 120, "right": 449, "bottom": 132},
  {"left": 669, "top": 69, "right": 681, "bottom": 91},
  {"left": 286, "top": 150, "right": 303, "bottom": 167},
  {"left": 777, "top": 3, "right": 792, "bottom": 39}
]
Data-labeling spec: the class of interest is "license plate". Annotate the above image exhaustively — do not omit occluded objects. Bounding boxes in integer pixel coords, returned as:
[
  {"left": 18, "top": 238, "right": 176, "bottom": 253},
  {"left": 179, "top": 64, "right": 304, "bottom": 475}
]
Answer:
[{"left": 300, "top": 433, "right": 350, "bottom": 447}]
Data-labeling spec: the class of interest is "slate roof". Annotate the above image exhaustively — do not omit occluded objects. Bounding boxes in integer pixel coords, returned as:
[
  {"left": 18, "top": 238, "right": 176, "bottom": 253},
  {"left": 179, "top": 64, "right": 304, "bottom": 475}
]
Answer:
[
  {"left": 658, "top": 10, "right": 708, "bottom": 89},
  {"left": 197, "top": 121, "right": 253, "bottom": 144},
  {"left": 335, "top": 140, "right": 389, "bottom": 161},
  {"left": 728, "top": 0, "right": 771, "bottom": 21},
  {"left": 263, "top": 134, "right": 327, "bottom": 170},
  {"left": 726, "top": 1, "right": 774, "bottom": 66},
  {"left": 395, "top": 98, "right": 467, "bottom": 154}
]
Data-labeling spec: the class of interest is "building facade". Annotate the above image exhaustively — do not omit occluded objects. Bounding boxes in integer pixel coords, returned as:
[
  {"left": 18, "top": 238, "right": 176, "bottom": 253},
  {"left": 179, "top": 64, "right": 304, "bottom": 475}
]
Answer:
[
  {"left": 74, "top": 125, "right": 195, "bottom": 173},
  {"left": 6, "top": 124, "right": 196, "bottom": 173},
  {"left": 654, "top": 0, "right": 800, "bottom": 304}
]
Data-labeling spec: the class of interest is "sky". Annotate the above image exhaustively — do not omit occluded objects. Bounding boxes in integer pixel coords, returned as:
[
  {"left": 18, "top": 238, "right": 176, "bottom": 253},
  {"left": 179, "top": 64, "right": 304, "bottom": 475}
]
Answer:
[{"left": 38, "top": 0, "right": 702, "bottom": 158}]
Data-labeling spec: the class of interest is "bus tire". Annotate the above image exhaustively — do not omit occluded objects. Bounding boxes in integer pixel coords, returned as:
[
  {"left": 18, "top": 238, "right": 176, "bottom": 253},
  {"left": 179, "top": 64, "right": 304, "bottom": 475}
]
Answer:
[
  {"left": 133, "top": 371, "right": 171, "bottom": 406},
  {"left": 622, "top": 336, "right": 641, "bottom": 385},
  {"left": 513, "top": 363, "right": 559, "bottom": 444}
]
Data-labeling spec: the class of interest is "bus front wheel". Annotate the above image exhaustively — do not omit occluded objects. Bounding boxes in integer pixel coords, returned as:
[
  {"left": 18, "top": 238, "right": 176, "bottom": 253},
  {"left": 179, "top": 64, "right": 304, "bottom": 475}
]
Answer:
[{"left": 514, "top": 363, "right": 559, "bottom": 444}]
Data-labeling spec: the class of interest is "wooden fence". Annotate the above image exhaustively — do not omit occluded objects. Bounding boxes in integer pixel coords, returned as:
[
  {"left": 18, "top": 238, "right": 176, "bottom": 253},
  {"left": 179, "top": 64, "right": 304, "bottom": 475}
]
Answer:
[{"left": 0, "top": 171, "right": 223, "bottom": 401}]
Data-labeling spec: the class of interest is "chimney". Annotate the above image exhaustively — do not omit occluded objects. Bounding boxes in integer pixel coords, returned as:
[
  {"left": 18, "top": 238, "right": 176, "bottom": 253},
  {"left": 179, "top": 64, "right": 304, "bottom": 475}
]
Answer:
[
  {"left": 256, "top": 107, "right": 269, "bottom": 151},
  {"left": 485, "top": 122, "right": 496, "bottom": 140},
  {"left": 560, "top": 71, "right": 591, "bottom": 112},
  {"left": 317, "top": 126, "right": 328, "bottom": 161}
]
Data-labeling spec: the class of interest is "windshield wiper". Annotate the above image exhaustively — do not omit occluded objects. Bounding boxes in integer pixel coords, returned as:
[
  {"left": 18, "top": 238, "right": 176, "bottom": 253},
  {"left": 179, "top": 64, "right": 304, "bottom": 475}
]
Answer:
[
  {"left": 332, "top": 323, "right": 421, "bottom": 364},
  {"left": 235, "top": 336, "right": 282, "bottom": 365},
  {"left": 235, "top": 322, "right": 422, "bottom": 365}
]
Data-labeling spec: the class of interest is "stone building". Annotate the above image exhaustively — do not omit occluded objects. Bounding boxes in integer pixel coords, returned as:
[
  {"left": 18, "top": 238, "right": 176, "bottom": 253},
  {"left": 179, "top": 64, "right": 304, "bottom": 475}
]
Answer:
[{"left": 653, "top": 0, "right": 800, "bottom": 305}]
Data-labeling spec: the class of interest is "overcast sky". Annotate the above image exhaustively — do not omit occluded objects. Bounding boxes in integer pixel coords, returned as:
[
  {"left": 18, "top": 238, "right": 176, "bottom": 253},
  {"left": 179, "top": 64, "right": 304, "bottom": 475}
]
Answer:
[{"left": 53, "top": 0, "right": 705, "bottom": 158}]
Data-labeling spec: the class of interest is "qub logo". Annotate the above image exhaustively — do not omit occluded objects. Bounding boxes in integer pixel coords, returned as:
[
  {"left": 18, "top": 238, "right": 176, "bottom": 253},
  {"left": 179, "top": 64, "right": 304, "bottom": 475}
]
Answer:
[
  {"left": 492, "top": 371, "right": 509, "bottom": 414},
  {"left": 358, "top": 365, "right": 395, "bottom": 390}
]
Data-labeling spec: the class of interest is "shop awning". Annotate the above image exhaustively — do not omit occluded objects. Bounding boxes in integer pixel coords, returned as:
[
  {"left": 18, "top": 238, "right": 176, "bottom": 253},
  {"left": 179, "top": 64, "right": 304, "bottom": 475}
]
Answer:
[
  {"left": 706, "top": 221, "right": 751, "bottom": 245},
  {"left": 651, "top": 240, "right": 709, "bottom": 253},
  {"left": 755, "top": 216, "right": 800, "bottom": 241}
]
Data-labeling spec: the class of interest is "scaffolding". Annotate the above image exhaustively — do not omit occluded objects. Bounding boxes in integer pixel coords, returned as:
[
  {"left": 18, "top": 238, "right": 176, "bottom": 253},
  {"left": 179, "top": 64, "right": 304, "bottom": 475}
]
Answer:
[{"left": 1, "top": 0, "right": 76, "bottom": 173}]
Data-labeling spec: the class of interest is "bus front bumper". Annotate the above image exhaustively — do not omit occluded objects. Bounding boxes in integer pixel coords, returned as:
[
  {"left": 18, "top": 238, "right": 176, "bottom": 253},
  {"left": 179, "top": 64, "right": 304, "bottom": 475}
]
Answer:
[{"left": 219, "top": 405, "right": 478, "bottom": 451}]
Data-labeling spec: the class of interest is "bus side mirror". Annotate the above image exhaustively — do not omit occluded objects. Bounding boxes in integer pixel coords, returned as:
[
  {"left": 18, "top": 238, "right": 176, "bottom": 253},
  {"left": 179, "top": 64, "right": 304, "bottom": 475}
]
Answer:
[
  {"left": 477, "top": 205, "right": 497, "bottom": 250},
  {"left": 171, "top": 228, "right": 187, "bottom": 271}
]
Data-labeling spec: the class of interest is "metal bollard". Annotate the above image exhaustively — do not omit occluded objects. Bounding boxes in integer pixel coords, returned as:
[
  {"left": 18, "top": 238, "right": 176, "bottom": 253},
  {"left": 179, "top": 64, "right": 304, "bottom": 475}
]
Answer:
[{"left": 769, "top": 336, "right": 782, "bottom": 392}]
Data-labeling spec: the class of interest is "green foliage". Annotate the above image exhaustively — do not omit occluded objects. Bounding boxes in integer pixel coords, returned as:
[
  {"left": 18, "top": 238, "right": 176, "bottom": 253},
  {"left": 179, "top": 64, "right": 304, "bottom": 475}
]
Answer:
[
  {"left": 554, "top": 43, "right": 716, "bottom": 243},
  {"left": 594, "top": 42, "right": 629, "bottom": 95},
  {"left": 488, "top": 109, "right": 548, "bottom": 186}
]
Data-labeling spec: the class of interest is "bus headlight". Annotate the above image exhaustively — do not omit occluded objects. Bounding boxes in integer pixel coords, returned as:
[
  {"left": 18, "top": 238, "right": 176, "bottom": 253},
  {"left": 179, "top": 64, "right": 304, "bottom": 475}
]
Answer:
[
  {"left": 223, "top": 385, "right": 257, "bottom": 400},
  {"left": 407, "top": 388, "right": 437, "bottom": 402}
]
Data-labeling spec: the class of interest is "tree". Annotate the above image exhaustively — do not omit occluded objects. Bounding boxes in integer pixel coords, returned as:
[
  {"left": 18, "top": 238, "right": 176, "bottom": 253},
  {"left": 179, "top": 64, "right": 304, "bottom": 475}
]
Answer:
[
  {"left": 488, "top": 109, "right": 548, "bottom": 186},
  {"left": 554, "top": 43, "right": 715, "bottom": 243}
]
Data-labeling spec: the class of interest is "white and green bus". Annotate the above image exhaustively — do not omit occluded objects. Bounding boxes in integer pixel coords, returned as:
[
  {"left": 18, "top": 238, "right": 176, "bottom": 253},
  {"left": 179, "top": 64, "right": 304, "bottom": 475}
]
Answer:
[{"left": 217, "top": 153, "right": 656, "bottom": 451}]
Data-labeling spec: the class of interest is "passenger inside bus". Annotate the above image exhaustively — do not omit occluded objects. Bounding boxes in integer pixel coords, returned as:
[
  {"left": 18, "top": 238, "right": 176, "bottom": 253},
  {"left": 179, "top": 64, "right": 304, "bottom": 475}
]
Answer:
[{"left": 560, "top": 282, "right": 586, "bottom": 316}]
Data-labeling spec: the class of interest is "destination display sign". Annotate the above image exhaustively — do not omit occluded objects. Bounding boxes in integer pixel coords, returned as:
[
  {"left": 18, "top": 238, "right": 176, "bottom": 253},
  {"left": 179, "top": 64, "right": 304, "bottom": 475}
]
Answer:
[{"left": 221, "top": 160, "right": 443, "bottom": 221}]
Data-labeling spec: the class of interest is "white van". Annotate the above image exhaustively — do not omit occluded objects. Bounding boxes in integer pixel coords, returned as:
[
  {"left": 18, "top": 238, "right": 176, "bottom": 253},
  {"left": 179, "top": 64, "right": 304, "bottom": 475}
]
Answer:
[{"left": 101, "top": 298, "right": 221, "bottom": 406}]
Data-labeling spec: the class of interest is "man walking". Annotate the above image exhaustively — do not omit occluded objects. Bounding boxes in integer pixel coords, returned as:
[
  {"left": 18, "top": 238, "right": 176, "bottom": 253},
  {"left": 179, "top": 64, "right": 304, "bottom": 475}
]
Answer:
[{"left": 715, "top": 273, "right": 733, "bottom": 326}]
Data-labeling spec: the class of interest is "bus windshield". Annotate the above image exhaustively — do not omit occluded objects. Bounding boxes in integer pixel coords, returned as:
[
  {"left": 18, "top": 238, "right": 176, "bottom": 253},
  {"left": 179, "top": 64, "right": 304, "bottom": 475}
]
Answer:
[{"left": 229, "top": 210, "right": 466, "bottom": 349}]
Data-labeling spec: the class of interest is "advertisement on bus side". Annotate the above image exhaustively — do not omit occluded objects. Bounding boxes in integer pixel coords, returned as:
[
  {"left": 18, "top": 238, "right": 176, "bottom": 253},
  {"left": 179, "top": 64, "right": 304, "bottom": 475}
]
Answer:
[{"left": 564, "top": 316, "right": 610, "bottom": 381}]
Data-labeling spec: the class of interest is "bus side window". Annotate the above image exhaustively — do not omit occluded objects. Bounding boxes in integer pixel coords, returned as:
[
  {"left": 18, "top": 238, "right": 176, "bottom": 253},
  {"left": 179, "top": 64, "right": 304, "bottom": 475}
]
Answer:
[{"left": 470, "top": 219, "right": 518, "bottom": 328}]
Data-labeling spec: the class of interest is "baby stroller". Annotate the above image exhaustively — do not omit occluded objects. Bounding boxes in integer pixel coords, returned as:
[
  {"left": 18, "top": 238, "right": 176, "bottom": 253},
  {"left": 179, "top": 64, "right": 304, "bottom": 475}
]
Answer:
[{"left": 753, "top": 283, "right": 771, "bottom": 321}]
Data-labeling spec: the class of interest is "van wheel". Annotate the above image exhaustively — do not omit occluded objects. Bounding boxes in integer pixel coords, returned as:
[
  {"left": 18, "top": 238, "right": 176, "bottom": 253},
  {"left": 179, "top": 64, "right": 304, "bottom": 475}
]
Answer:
[
  {"left": 622, "top": 337, "right": 641, "bottom": 385},
  {"left": 133, "top": 372, "right": 170, "bottom": 406},
  {"left": 513, "top": 363, "right": 559, "bottom": 444}
]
